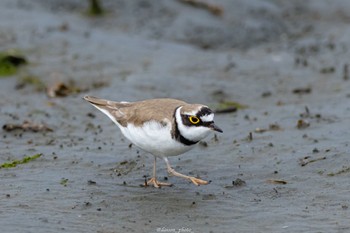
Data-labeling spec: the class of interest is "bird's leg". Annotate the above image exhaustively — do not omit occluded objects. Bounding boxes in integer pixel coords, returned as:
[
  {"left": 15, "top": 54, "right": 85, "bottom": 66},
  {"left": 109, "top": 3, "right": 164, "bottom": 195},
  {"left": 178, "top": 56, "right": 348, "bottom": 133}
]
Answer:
[
  {"left": 144, "top": 156, "right": 172, "bottom": 188},
  {"left": 163, "top": 157, "right": 209, "bottom": 186}
]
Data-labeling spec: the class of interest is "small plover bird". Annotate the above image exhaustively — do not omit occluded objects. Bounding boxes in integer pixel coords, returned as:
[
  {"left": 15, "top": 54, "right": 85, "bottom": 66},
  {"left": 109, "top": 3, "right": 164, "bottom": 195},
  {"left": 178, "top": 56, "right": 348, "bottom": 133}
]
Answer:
[{"left": 84, "top": 96, "right": 222, "bottom": 188}]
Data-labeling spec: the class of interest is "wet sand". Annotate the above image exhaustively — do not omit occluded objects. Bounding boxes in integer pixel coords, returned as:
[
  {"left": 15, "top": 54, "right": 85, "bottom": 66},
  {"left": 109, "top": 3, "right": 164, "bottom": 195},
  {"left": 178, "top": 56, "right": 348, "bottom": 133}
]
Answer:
[{"left": 1, "top": 1, "right": 350, "bottom": 232}]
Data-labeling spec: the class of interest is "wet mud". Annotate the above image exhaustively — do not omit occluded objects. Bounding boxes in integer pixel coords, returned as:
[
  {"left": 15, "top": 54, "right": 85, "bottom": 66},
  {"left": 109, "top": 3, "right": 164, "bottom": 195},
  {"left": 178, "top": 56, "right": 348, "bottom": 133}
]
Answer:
[{"left": 1, "top": 1, "right": 350, "bottom": 232}]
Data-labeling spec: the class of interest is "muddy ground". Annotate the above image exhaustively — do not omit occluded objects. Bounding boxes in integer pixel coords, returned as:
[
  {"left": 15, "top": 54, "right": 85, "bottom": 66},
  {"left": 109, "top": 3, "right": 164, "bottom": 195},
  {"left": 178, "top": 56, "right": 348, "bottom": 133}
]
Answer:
[{"left": 1, "top": 0, "right": 350, "bottom": 232}]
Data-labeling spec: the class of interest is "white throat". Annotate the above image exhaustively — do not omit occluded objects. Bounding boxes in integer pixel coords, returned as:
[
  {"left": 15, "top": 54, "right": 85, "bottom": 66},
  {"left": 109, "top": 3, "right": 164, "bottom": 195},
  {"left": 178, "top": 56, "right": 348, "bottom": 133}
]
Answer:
[{"left": 175, "top": 107, "right": 212, "bottom": 142}]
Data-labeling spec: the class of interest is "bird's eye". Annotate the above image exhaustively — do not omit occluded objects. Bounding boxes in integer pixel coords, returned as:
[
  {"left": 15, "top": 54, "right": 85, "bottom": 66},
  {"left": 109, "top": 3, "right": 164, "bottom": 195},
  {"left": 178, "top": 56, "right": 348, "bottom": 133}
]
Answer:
[{"left": 188, "top": 116, "right": 200, "bottom": 124}]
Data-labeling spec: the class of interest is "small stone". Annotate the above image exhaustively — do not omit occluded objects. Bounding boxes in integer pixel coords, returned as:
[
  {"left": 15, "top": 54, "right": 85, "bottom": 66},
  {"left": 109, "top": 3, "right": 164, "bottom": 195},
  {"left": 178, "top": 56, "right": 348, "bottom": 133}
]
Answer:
[{"left": 312, "top": 148, "right": 319, "bottom": 153}]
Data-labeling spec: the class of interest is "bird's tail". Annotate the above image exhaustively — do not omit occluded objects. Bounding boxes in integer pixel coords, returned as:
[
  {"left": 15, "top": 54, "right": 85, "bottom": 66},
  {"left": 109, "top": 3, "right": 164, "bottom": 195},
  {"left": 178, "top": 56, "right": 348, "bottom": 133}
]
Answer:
[
  {"left": 83, "top": 95, "right": 110, "bottom": 106},
  {"left": 83, "top": 95, "right": 131, "bottom": 109}
]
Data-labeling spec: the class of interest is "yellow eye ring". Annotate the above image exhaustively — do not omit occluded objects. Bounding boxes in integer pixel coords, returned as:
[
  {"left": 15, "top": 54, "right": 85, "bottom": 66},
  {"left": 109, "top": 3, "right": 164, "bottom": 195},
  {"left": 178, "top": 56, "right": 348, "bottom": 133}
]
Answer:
[{"left": 189, "top": 116, "right": 200, "bottom": 124}]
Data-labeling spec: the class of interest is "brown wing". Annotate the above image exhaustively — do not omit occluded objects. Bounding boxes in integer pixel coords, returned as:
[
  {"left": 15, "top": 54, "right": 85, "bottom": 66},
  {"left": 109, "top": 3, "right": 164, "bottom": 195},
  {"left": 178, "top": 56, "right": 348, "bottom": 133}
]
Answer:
[
  {"left": 122, "top": 98, "right": 187, "bottom": 126},
  {"left": 84, "top": 96, "right": 186, "bottom": 127}
]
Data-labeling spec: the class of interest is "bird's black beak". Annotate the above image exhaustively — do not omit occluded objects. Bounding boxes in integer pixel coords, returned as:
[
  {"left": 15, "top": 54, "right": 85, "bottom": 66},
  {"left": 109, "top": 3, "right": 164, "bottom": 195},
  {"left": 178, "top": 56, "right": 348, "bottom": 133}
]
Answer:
[{"left": 209, "top": 122, "right": 223, "bottom": 133}]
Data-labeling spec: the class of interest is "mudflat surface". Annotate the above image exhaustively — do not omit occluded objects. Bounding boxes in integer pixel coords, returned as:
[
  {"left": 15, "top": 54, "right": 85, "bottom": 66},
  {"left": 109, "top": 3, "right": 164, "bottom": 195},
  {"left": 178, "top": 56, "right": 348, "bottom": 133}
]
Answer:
[{"left": 1, "top": 1, "right": 350, "bottom": 232}]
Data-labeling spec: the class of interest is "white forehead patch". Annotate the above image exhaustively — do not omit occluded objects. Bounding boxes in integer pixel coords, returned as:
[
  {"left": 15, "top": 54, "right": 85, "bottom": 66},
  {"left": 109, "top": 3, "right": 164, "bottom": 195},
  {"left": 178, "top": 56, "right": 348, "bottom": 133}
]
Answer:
[{"left": 200, "top": 113, "right": 214, "bottom": 122}]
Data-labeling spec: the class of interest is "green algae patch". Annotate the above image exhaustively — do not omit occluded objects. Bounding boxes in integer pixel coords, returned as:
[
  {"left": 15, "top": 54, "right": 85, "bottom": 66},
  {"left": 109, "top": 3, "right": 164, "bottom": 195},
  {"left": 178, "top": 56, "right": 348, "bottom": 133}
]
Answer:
[
  {"left": 0, "top": 154, "right": 42, "bottom": 169},
  {"left": 60, "top": 178, "right": 69, "bottom": 187},
  {"left": 0, "top": 50, "right": 27, "bottom": 77},
  {"left": 327, "top": 166, "right": 350, "bottom": 177},
  {"left": 86, "top": 0, "right": 105, "bottom": 17},
  {"left": 218, "top": 101, "right": 248, "bottom": 110},
  {"left": 212, "top": 100, "right": 248, "bottom": 114}
]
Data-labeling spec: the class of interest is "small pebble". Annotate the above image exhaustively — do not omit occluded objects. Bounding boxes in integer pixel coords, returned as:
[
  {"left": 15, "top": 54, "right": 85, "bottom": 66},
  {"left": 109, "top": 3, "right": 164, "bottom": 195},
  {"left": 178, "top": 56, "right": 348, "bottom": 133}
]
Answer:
[
  {"left": 87, "top": 180, "right": 97, "bottom": 185},
  {"left": 232, "top": 178, "right": 246, "bottom": 186},
  {"left": 85, "top": 202, "right": 91, "bottom": 206}
]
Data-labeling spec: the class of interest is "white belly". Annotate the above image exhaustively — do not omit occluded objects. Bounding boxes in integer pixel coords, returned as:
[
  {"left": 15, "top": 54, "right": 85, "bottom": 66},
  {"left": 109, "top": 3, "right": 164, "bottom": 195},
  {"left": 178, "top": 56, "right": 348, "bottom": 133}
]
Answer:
[
  {"left": 118, "top": 121, "right": 194, "bottom": 157},
  {"left": 95, "top": 107, "right": 195, "bottom": 157}
]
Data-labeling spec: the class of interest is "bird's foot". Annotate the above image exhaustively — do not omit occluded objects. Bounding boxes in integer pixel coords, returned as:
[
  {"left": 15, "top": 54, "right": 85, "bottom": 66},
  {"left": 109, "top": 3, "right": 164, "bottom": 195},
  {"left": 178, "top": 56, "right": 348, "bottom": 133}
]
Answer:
[
  {"left": 143, "top": 177, "right": 173, "bottom": 188},
  {"left": 189, "top": 176, "right": 209, "bottom": 186},
  {"left": 167, "top": 168, "right": 209, "bottom": 186}
]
